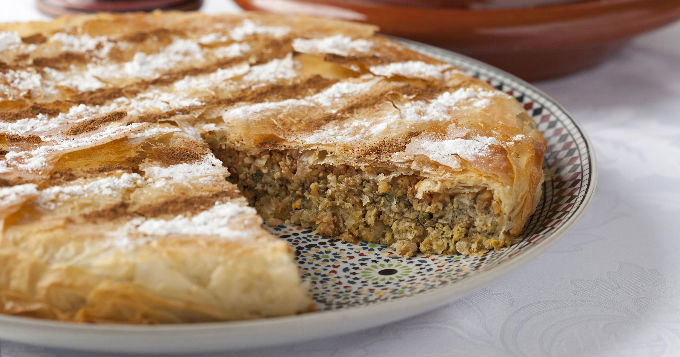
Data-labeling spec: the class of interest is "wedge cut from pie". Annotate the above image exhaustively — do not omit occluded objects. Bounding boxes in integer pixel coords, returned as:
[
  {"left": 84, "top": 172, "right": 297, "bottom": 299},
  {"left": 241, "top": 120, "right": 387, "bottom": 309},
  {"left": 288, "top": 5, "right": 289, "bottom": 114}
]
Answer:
[
  {"left": 0, "top": 11, "right": 545, "bottom": 323},
  {"left": 0, "top": 120, "right": 313, "bottom": 323}
]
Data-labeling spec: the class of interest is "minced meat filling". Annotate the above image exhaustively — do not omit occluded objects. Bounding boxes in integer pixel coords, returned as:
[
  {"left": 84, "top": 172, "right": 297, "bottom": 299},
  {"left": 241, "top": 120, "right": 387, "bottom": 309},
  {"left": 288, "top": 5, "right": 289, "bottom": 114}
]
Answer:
[{"left": 211, "top": 144, "right": 510, "bottom": 256}]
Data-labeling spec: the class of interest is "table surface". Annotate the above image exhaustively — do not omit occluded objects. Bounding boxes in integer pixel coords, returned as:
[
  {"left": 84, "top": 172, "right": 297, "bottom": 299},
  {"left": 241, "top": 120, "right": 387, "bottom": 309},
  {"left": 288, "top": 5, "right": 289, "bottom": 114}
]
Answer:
[{"left": 2, "top": 1, "right": 680, "bottom": 356}]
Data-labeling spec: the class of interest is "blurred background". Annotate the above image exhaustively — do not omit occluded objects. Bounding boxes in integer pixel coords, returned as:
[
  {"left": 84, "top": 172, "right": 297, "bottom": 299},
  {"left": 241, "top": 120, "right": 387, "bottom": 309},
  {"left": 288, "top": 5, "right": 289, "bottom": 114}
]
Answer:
[{"left": 29, "top": 0, "right": 680, "bottom": 81}]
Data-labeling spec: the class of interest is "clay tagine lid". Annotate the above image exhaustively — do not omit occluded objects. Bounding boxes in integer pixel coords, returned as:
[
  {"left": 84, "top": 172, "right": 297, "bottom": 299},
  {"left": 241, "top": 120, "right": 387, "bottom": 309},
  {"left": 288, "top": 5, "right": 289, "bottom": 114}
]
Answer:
[
  {"left": 341, "top": 0, "right": 589, "bottom": 9},
  {"left": 234, "top": 0, "right": 680, "bottom": 81},
  {"left": 37, "top": 0, "right": 203, "bottom": 17}
]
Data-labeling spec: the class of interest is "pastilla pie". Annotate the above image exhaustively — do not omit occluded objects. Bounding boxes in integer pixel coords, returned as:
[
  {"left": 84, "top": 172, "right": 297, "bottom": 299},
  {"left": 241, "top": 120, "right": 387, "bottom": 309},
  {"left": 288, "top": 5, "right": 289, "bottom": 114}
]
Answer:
[{"left": 0, "top": 11, "right": 545, "bottom": 323}]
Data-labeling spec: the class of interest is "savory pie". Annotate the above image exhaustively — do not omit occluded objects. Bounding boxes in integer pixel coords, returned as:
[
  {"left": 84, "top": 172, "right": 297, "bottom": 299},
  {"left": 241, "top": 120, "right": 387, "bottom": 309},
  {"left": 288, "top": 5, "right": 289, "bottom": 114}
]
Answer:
[{"left": 0, "top": 11, "right": 545, "bottom": 323}]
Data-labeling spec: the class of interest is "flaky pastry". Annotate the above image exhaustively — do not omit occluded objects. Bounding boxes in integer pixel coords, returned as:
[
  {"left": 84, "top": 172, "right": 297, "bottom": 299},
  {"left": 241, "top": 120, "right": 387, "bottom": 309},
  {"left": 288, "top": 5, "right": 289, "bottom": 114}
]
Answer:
[{"left": 0, "top": 11, "right": 545, "bottom": 323}]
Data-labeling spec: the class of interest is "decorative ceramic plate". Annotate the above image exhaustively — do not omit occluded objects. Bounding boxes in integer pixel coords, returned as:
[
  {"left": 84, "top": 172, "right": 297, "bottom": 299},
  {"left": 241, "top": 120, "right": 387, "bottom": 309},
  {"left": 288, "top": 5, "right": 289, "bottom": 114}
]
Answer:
[{"left": 0, "top": 39, "right": 597, "bottom": 353}]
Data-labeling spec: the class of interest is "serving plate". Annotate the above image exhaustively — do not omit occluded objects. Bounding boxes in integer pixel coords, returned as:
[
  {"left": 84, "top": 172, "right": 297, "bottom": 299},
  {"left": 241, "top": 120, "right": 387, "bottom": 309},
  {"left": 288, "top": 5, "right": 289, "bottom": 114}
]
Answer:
[{"left": 0, "top": 39, "right": 596, "bottom": 353}]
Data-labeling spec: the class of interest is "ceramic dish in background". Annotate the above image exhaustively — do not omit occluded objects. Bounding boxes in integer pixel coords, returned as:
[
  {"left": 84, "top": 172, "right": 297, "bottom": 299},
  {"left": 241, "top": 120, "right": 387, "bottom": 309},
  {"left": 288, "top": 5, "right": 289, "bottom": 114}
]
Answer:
[
  {"left": 0, "top": 39, "right": 596, "bottom": 353},
  {"left": 36, "top": 0, "right": 203, "bottom": 17},
  {"left": 234, "top": 0, "right": 680, "bottom": 81},
  {"left": 324, "top": 0, "right": 591, "bottom": 9}
]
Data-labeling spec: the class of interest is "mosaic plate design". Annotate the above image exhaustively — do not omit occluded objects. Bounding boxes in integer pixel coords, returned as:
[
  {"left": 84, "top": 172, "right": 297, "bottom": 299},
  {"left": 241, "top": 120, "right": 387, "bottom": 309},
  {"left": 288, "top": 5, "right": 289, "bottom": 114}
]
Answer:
[{"left": 0, "top": 40, "right": 596, "bottom": 353}]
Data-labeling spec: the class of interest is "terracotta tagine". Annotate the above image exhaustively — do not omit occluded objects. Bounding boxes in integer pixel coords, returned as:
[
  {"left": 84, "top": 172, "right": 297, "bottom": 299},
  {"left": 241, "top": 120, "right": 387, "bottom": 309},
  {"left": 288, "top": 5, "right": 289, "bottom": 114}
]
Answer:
[
  {"left": 234, "top": 0, "right": 680, "bottom": 81},
  {"left": 37, "top": 0, "right": 203, "bottom": 17}
]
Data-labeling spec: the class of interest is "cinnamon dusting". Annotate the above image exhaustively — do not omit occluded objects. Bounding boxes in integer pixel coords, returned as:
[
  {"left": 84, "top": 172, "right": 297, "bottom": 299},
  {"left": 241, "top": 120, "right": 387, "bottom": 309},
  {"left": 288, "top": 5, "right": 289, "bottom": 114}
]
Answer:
[
  {"left": 121, "top": 28, "right": 182, "bottom": 43},
  {"left": 46, "top": 169, "right": 78, "bottom": 186},
  {"left": 66, "top": 111, "right": 127, "bottom": 135},
  {"left": 395, "top": 84, "right": 446, "bottom": 101},
  {"left": 251, "top": 38, "right": 293, "bottom": 65},
  {"left": 87, "top": 164, "right": 142, "bottom": 175},
  {"left": 83, "top": 191, "right": 239, "bottom": 221},
  {"left": 77, "top": 87, "right": 131, "bottom": 106},
  {"left": 323, "top": 53, "right": 390, "bottom": 66},
  {"left": 306, "top": 84, "right": 444, "bottom": 133},
  {"left": 21, "top": 34, "right": 47, "bottom": 44},
  {"left": 0, "top": 61, "right": 12, "bottom": 73},
  {"left": 0, "top": 104, "right": 64, "bottom": 122},
  {"left": 218, "top": 75, "right": 336, "bottom": 107},
  {"left": 43, "top": 165, "right": 142, "bottom": 188},
  {"left": 33, "top": 52, "right": 87, "bottom": 70},
  {"left": 135, "top": 108, "right": 194, "bottom": 123},
  {"left": 6, "top": 134, "right": 42, "bottom": 144},
  {"left": 149, "top": 146, "right": 202, "bottom": 166},
  {"left": 358, "top": 132, "right": 421, "bottom": 159},
  {"left": 134, "top": 191, "right": 239, "bottom": 217},
  {"left": 136, "top": 75, "right": 336, "bottom": 124},
  {"left": 84, "top": 202, "right": 130, "bottom": 221}
]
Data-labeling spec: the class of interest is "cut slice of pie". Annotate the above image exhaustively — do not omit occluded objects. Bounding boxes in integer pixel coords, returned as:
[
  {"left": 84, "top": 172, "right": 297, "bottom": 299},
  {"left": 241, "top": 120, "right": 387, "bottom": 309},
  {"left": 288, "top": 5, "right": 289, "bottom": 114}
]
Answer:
[
  {"left": 0, "top": 120, "right": 313, "bottom": 323},
  {"left": 0, "top": 11, "right": 545, "bottom": 323}
]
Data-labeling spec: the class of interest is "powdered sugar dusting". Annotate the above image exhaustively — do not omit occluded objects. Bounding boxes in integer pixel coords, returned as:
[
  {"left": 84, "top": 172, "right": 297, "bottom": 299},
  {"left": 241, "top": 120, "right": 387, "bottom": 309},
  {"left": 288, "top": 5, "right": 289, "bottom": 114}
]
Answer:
[
  {"left": 230, "top": 19, "right": 289, "bottom": 41},
  {"left": 2, "top": 103, "right": 99, "bottom": 137},
  {"left": 212, "top": 42, "right": 250, "bottom": 58},
  {"left": 223, "top": 78, "right": 378, "bottom": 121},
  {"left": 43, "top": 37, "right": 245, "bottom": 92},
  {"left": 50, "top": 38, "right": 206, "bottom": 91},
  {"left": 309, "top": 79, "right": 378, "bottom": 107},
  {"left": 123, "top": 39, "right": 203, "bottom": 77},
  {"left": 0, "top": 31, "right": 21, "bottom": 52},
  {"left": 242, "top": 54, "right": 297, "bottom": 82},
  {"left": 1, "top": 70, "right": 47, "bottom": 97},
  {"left": 51, "top": 33, "right": 114, "bottom": 55},
  {"left": 1, "top": 28, "right": 275, "bottom": 102},
  {"left": 4, "top": 123, "right": 145, "bottom": 172},
  {"left": 2, "top": 64, "right": 212, "bottom": 138},
  {"left": 200, "top": 123, "right": 218, "bottom": 132},
  {"left": 405, "top": 135, "right": 500, "bottom": 169},
  {"left": 198, "top": 33, "right": 228, "bottom": 45},
  {"left": 143, "top": 154, "right": 226, "bottom": 181},
  {"left": 38, "top": 173, "right": 142, "bottom": 209},
  {"left": 293, "top": 35, "right": 373, "bottom": 56},
  {"left": 0, "top": 184, "right": 38, "bottom": 207},
  {"left": 302, "top": 111, "right": 399, "bottom": 145},
  {"left": 43, "top": 66, "right": 100, "bottom": 92},
  {"left": 174, "top": 62, "right": 250, "bottom": 92},
  {"left": 124, "top": 90, "right": 203, "bottom": 116},
  {"left": 224, "top": 98, "right": 309, "bottom": 121},
  {"left": 370, "top": 61, "right": 451, "bottom": 80},
  {"left": 301, "top": 87, "right": 502, "bottom": 145},
  {"left": 399, "top": 88, "right": 503, "bottom": 123},
  {"left": 0, "top": 88, "right": 199, "bottom": 137},
  {"left": 127, "top": 126, "right": 182, "bottom": 139},
  {"left": 110, "top": 201, "right": 257, "bottom": 248},
  {"left": 136, "top": 201, "right": 255, "bottom": 238}
]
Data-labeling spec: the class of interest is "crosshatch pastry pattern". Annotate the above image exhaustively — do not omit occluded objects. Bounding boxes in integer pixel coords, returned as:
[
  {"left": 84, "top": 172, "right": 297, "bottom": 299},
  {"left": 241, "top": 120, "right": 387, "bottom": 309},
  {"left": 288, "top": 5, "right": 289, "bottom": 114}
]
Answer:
[
  {"left": 270, "top": 42, "right": 593, "bottom": 310},
  {"left": 0, "top": 11, "right": 589, "bottom": 322}
]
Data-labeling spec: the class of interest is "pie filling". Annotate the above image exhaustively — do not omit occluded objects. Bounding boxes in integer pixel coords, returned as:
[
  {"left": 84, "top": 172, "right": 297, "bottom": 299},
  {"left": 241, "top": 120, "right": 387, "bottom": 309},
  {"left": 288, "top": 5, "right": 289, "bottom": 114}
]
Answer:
[
  {"left": 0, "top": 12, "right": 546, "bottom": 323},
  {"left": 211, "top": 144, "right": 508, "bottom": 257}
]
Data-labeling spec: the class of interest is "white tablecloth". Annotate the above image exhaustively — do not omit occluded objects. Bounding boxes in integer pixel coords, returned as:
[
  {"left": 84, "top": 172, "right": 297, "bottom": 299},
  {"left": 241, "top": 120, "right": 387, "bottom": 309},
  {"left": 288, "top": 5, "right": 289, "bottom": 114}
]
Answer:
[{"left": 2, "top": 1, "right": 680, "bottom": 356}]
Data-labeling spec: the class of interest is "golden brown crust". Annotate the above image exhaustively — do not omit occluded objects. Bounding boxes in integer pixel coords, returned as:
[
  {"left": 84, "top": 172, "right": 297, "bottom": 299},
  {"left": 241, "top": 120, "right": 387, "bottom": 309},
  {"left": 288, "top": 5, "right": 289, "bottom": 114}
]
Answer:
[{"left": 0, "top": 11, "right": 545, "bottom": 324}]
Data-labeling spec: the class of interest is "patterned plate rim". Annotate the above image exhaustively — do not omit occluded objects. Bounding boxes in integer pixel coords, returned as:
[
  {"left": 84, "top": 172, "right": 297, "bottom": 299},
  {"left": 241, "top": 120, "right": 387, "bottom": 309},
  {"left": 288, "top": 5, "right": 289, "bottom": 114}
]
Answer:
[{"left": 0, "top": 39, "right": 598, "bottom": 353}]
